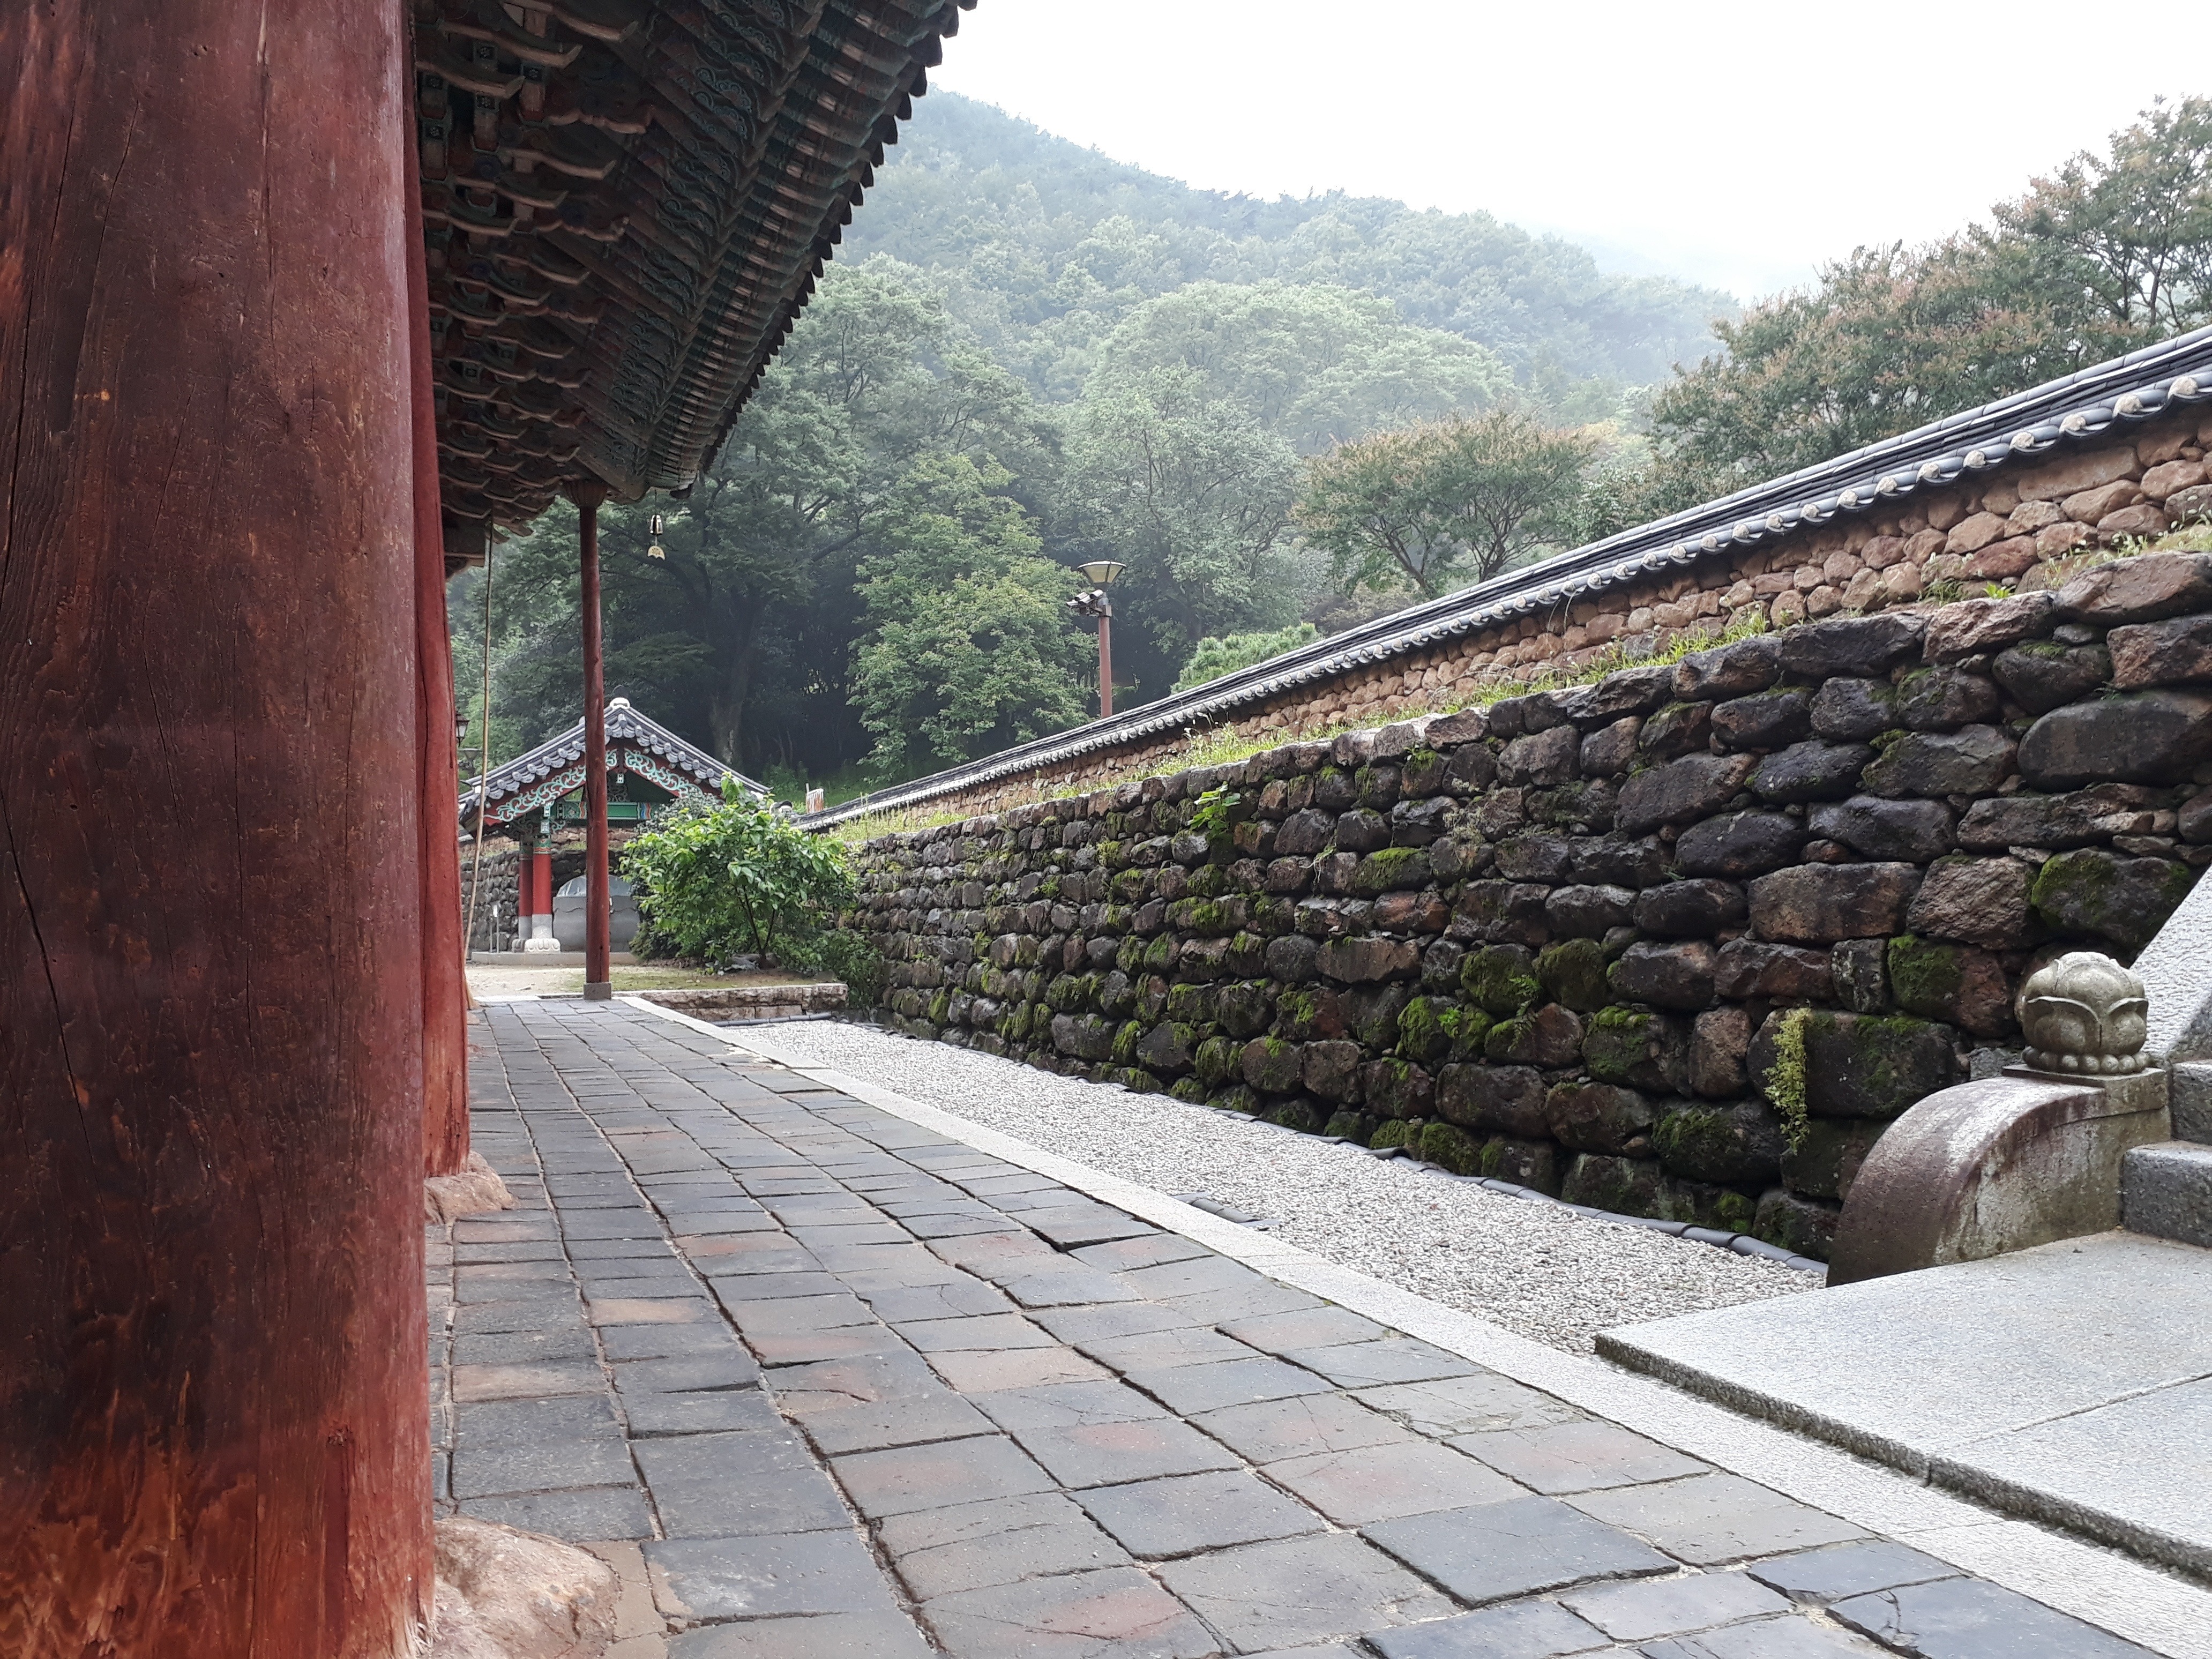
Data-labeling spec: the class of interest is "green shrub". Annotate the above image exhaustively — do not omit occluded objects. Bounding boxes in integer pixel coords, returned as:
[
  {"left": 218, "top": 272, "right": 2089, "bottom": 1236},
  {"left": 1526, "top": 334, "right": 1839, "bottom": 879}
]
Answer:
[
  {"left": 784, "top": 928, "right": 887, "bottom": 1007},
  {"left": 622, "top": 781, "right": 855, "bottom": 965}
]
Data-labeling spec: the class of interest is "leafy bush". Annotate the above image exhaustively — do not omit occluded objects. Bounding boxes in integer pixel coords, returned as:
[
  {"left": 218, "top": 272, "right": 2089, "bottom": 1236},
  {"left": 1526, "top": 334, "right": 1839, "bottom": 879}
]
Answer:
[
  {"left": 622, "top": 781, "right": 854, "bottom": 964},
  {"left": 784, "top": 928, "right": 888, "bottom": 1008}
]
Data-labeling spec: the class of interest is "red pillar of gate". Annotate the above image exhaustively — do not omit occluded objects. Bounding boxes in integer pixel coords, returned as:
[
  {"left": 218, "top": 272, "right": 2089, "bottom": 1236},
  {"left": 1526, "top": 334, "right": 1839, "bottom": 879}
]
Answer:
[
  {"left": 533, "top": 837, "right": 556, "bottom": 942},
  {"left": 0, "top": 3, "right": 431, "bottom": 1654},
  {"left": 407, "top": 153, "right": 470, "bottom": 1178},
  {"left": 575, "top": 485, "right": 614, "bottom": 998}
]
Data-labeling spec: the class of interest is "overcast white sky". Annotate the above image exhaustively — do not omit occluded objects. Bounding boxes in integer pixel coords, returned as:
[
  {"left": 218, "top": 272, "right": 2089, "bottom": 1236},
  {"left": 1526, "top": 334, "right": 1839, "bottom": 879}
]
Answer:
[{"left": 934, "top": 0, "right": 2194, "bottom": 302}]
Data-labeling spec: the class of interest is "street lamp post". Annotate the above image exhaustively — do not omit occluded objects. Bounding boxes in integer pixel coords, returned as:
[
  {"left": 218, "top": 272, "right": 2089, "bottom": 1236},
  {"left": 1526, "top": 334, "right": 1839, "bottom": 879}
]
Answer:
[{"left": 1067, "top": 559, "right": 1125, "bottom": 719}]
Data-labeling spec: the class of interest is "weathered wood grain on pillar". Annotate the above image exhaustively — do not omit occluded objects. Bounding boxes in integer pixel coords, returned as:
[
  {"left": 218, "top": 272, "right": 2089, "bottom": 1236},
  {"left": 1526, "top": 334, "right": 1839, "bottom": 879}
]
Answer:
[
  {"left": 408, "top": 166, "right": 470, "bottom": 1179},
  {"left": 0, "top": 2, "right": 432, "bottom": 1655}
]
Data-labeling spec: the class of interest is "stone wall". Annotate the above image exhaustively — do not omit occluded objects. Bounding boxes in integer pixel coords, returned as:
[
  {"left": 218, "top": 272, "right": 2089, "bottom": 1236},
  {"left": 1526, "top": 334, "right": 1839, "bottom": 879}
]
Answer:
[
  {"left": 842, "top": 408, "right": 2212, "bottom": 827},
  {"left": 844, "top": 551, "right": 2212, "bottom": 1259},
  {"left": 459, "top": 846, "right": 520, "bottom": 953}
]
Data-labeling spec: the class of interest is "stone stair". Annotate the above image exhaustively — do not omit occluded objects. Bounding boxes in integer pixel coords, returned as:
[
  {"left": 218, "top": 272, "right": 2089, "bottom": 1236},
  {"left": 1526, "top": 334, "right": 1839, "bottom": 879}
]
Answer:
[{"left": 2122, "top": 1060, "right": 2212, "bottom": 1247}]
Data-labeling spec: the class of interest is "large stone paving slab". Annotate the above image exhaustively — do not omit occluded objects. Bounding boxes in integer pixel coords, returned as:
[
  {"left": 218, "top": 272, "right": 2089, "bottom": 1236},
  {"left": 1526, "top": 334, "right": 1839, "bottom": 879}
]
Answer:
[
  {"left": 427, "top": 1002, "right": 2173, "bottom": 1657},
  {"left": 1596, "top": 1232, "right": 2212, "bottom": 1579}
]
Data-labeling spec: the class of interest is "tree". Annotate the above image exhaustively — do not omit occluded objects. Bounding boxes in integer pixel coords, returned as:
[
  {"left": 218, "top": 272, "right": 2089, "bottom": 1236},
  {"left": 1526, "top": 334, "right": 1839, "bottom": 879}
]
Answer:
[
  {"left": 1092, "top": 280, "right": 1509, "bottom": 452},
  {"left": 1064, "top": 366, "right": 1306, "bottom": 691},
  {"left": 1636, "top": 99, "right": 2212, "bottom": 512},
  {"left": 1994, "top": 96, "right": 2212, "bottom": 344},
  {"left": 1638, "top": 243, "right": 2079, "bottom": 507},
  {"left": 1173, "top": 622, "right": 1321, "bottom": 691},
  {"left": 849, "top": 455, "right": 1091, "bottom": 777},
  {"left": 1296, "top": 410, "right": 1597, "bottom": 599},
  {"left": 843, "top": 91, "right": 1733, "bottom": 392}
]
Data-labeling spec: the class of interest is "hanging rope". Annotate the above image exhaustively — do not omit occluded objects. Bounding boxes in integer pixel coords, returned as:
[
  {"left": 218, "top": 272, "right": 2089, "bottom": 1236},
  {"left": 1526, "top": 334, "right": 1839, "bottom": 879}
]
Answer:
[{"left": 463, "top": 537, "right": 497, "bottom": 962}]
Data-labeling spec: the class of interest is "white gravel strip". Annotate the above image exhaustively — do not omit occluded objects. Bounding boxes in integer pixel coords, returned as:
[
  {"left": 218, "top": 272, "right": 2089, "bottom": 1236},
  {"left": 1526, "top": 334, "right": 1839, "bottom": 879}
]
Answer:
[{"left": 743, "top": 1019, "right": 1814, "bottom": 1352}]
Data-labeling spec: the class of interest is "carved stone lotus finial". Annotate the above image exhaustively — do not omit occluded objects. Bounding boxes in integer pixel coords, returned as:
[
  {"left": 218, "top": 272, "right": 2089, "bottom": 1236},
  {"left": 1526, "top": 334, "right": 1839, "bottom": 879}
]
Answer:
[{"left": 2016, "top": 951, "right": 2150, "bottom": 1076}]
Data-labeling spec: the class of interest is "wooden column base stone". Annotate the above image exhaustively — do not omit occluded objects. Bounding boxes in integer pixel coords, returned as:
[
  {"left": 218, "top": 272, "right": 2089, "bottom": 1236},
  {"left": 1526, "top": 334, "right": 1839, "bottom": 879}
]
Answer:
[
  {"left": 427, "top": 1518, "right": 617, "bottom": 1659},
  {"left": 423, "top": 1153, "right": 519, "bottom": 1224}
]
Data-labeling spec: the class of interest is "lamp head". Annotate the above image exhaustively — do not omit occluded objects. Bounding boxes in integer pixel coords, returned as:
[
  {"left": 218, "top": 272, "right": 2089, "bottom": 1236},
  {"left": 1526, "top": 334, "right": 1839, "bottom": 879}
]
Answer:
[{"left": 1077, "top": 559, "right": 1125, "bottom": 588}]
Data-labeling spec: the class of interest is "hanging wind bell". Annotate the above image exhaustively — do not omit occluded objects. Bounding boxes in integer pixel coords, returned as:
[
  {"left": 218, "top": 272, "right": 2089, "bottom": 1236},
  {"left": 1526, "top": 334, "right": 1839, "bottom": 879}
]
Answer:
[{"left": 647, "top": 512, "right": 666, "bottom": 559}]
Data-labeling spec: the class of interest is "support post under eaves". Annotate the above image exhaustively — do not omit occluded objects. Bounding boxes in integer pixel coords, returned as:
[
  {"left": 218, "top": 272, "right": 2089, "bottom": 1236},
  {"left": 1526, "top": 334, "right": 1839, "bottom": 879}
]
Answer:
[
  {"left": 574, "top": 483, "right": 614, "bottom": 999},
  {"left": 408, "top": 148, "right": 469, "bottom": 1177}
]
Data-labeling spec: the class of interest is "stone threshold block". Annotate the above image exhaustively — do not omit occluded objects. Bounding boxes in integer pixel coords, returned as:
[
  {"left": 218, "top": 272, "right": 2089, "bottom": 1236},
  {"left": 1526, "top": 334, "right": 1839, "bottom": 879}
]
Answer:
[{"left": 2123, "top": 1140, "right": 2212, "bottom": 1246}]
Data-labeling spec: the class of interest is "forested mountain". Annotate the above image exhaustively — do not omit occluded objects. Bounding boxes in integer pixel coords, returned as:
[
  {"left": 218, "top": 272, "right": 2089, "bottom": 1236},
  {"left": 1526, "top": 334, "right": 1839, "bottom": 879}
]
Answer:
[
  {"left": 455, "top": 93, "right": 1735, "bottom": 798},
  {"left": 841, "top": 92, "right": 1734, "bottom": 401}
]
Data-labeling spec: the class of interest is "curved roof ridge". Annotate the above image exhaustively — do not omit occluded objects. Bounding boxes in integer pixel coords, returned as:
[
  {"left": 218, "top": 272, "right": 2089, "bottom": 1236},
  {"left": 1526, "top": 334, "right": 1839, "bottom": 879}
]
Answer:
[
  {"left": 809, "top": 323, "right": 2212, "bottom": 828},
  {"left": 463, "top": 699, "right": 766, "bottom": 821}
]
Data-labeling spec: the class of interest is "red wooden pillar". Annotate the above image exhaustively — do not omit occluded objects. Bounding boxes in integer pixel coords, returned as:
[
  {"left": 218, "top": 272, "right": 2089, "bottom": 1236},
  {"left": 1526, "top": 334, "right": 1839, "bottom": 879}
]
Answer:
[
  {"left": 530, "top": 829, "right": 557, "bottom": 948},
  {"left": 0, "top": 2, "right": 431, "bottom": 1654},
  {"left": 574, "top": 484, "right": 613, "bottom": 998},
  {"left": 407, "top": 154, "right": 470, "bottom": 1178}
]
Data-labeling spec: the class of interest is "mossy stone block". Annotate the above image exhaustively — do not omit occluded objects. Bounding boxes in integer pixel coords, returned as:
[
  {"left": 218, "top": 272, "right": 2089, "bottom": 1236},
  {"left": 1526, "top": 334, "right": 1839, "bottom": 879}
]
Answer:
[
  {"left": 1418, "top": 1121, "right": 1484, "bottom": 1175},
  {"left": 1462, "top": 944, "right": 1541, "bottom": 1015},
  {"left": 1478, "top": 1135, "right": 1561, "bottom": 1195},
  {"left": 1165, "top": 982, "right": 1218, "bottom": 1025},
  {"left": 1194, "top": 1035, "right": 1240, "bottom": 1086},
  {"left": 1360, "top": 1057, "right": 1435, "bottom": 1119},
  {"left": 1561, "top": 1154, "right": 1665, "bottom": 1216},
  {"left": 1755, "top": 1188, "right": 1840, "bottom": 1259},
  {"left": 1240, "top": 1035, "right": 1304, "bottom": 1095},
  {"left": 1396, "top": 996, "right": 1455, "bottom": 1064},
  {"left": 1351, "top": 846, "right": 1430, "bottom": 897},
  {"left": 1653, "top": 1100, "right": 1786, "bottom": 1186},
  {"left": 1582, "top": 1006, "right": 1687, "bottom": 1093},
  {"left": 2030, "top": 848, "right": 2196, "bottom": 952},
  {"left": 1752, "top": 1010, "right": 1962, "bottom": 1120},
  {"left": 1655, "top": 1178, "right": 1757, "bottom": 1232},
  {"left": 1442, "top": 1004, "right": 1497, "bottom": 1059},
  {"left": 1781, "top": 1117, "right": 1887, "bottom": 1202},
  {"left": 1267, "top": 1098, "right": 1327, "bottom": 1134},
  {"left": 1536, "top": 937, "right": 1611, "bottom": 1012}
]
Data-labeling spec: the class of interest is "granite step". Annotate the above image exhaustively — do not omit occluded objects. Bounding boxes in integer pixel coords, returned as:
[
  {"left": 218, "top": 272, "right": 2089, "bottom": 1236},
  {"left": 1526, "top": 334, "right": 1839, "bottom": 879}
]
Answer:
[
  {"left": 2169, "top": 1060, "right": 2212, "bottom": 1144},
  {"left": 2123, "top": 1140, "right": 2212, "bottom": 1247}
]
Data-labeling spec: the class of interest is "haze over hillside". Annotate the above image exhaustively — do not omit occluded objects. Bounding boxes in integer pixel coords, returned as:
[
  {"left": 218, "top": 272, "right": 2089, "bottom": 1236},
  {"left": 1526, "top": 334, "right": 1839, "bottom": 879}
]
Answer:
[{"left": 845, "top": 92, "right": 1738, "bottom": 410}]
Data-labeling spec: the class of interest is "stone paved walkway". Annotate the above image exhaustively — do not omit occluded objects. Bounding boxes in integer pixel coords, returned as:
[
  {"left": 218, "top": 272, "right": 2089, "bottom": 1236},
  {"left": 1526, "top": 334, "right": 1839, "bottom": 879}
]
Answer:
[{"left": 429, "top": 1000, "right": 2169, "bottom": 1658}]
